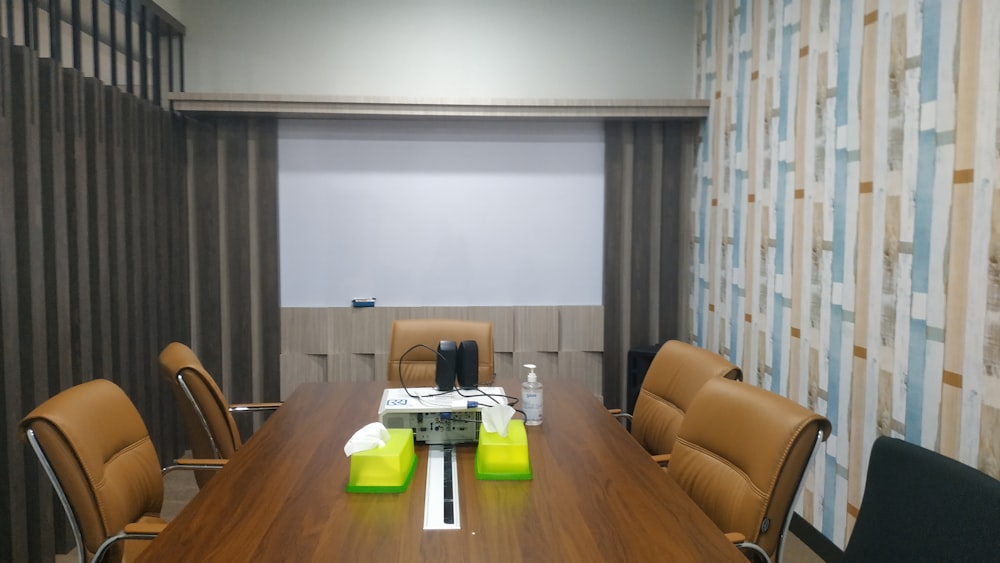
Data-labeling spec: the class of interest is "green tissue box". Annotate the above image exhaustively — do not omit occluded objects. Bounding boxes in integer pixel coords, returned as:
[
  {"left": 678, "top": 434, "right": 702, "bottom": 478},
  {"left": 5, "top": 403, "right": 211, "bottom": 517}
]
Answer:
[
  {"left": 475, "top": 420, "right": 532, "bottom": 480},
  {"left": 347, "top": 428, "right": 417, "bottom": 493}
]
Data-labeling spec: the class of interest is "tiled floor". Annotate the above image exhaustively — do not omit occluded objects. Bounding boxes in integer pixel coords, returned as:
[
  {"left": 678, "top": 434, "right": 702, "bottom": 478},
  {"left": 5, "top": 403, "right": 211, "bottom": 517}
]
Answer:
[{"left": 59, "top": 469, "right": 827, "bottom": 562}]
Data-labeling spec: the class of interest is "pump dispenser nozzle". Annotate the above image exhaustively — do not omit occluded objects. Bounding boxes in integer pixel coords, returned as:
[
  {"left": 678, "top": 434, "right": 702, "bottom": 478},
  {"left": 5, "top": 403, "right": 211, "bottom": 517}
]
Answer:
[{"left": 524, "top": 363, "right": 537, "bottom": 383}]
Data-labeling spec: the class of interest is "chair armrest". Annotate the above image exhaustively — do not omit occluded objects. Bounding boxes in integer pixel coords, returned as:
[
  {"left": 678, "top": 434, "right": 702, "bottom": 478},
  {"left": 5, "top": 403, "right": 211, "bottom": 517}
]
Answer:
[
  {"left": 93, "top": 529, "right": 161, "bottom": 562},
  {"left": 162, "top": 458, "right": 227, "bottom": 475},
  {"left": 229, "top": 402, "right": 282, "bottom": 413},
  {"left": 124, "top": 521, "right": 167, "bottom": 535},
  {"left": 608, "top": 408, "right": 622, "bottom": 415},
  {"left": 650, "top": 453, "right": 671, "bottom": 466},
  {"left": 724, "top": 532, "right": 746, "bottom": 543}
]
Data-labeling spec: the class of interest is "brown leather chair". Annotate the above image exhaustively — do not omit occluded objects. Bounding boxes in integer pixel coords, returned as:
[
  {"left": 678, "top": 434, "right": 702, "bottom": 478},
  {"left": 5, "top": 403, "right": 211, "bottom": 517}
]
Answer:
[
  {"left": 158, "top": 342, "right": 281, "bottom": 488},
  {"left": 668, "top": 377, "right": 831, "bottom": 563},
  {"left": 387, "top": 319, "right": 494, "bottom": 387},
  {"left": 19, "top": 379, "right": 221, "bottom": 563},
  {"left": 613, "top": 340, "right": 742, "bottom": 463}
]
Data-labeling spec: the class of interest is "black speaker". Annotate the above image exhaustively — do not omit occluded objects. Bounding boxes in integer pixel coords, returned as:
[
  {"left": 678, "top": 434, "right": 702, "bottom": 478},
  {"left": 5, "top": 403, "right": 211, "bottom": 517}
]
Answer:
[
  {"left": 456, "top": 340, "right": 479, "bottom": 389},
  {"left": 435, "top": 340, "right": 457, "bottom": 391}
]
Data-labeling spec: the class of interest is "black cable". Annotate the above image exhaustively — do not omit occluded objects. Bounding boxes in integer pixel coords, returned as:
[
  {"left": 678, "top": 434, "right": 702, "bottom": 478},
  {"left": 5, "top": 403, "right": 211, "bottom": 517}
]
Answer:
[
  {"left": 397, "top": 345, "right": 527, "bottom": 421},
  {"left": 397, "top": 343, "right": 451, "bottom": 399}
]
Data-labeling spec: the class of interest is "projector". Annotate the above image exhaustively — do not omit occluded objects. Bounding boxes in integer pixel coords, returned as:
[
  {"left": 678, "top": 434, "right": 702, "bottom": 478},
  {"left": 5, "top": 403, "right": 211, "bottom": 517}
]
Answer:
[{"left": 378, "top": 387, "right": 506, "bottom": 445}]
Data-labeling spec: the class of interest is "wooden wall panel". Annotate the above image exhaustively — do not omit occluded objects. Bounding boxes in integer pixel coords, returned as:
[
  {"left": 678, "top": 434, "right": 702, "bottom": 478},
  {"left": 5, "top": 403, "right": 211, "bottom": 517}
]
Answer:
[
  {"left": 85, "top": 80, "right": 113, "bottom": 386},
  {"left": 253, "top": 118, "right": 281, "bottom": 405},
  {"left": 11, "top": 44, "right": 57, "bottom": 563},
  {"left": 222, "top": 117, "right": 253, "bottom": 438},
  {"left": 37, "top": 55, "right": 74, "bottom": 554},
  {"left": 0, "top": 35, "right": 284, "bottom": 561},
  {"left": 0, "top": 39, "right": 29, "bottom": 563},
  {"left": 603, "top": 121, "right": 692, "bottom": 408},
  {"left": 64, "top": 69, "right": 93, "bottom": 389},
  {"left": 282, "top": 306, "right": 604, "bottom": 396}
]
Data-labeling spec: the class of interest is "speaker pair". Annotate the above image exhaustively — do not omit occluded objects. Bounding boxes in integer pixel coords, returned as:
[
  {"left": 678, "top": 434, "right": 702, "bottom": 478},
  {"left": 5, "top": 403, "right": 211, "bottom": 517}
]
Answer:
[{"left": 435, "top": 340, "right": 479, "bottom": 391}]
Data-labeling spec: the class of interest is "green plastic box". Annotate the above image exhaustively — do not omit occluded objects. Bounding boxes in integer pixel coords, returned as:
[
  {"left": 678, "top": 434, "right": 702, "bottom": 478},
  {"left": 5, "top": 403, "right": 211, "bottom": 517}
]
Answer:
[
  {"left": 475, "top": 420, "right": 532, "bottom": 480},
  {"left": 346, "top": 428, "right": 417, "bottom": 493}
]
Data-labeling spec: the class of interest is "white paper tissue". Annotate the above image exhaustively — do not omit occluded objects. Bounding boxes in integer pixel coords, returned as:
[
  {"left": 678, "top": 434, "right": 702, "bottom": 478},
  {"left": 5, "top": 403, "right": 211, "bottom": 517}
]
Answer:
[
  {"left": 480, "top": 403, "right": 516, "bottom": 437},
  {"left": 344, "top": 422, "right": 391, "bottom": 457}
]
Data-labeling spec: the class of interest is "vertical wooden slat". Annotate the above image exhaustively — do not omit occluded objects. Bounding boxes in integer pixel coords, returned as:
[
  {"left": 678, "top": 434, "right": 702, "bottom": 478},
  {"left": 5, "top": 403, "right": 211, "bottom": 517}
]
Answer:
[
  {"left": 125, "top": 94, "right": 145, "bottom": 417},
  {"left": 659, "top": 122, "right": 684, "bottom": 342},
  {"left": 65, "top": 68, "right": 93, "bottom": 386},
  {"left": 86, "top": 81, "right": 112, "bottom": 381},
  {"left": 0, "top": 38, "right": 30, "bottom": 563},
  {"left": 255, "top": 118, "right": 281, "bottom": 405},
  {"left": 11, "top": 43, "right": 55, "bottom": 563},
  {"left": 38, "top": 56, "right": 75, "bottom": 553},
  {"left": 191, "top": 120, "right": 223, "bottom": 380},
  {"left": 105, "top": 84, "right": 129, "bottom": 393},
  {"left": 603, "top": 121, "right": 628, "bottom": 408},
  {"left": 38, "top": 59, "right": 73, "bottom": 394},
  {"left": 630, "top": 122, "right": 655, "bottom": 346},
  {"left": 221, "top": 118, "right": 252, "bottom": 439}
]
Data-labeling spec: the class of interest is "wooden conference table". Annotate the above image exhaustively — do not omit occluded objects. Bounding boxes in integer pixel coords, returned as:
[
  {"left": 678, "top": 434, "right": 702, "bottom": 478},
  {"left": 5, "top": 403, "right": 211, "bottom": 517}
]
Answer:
[{"left": 135, "top": 379, "right": 743, "bottom": 562}]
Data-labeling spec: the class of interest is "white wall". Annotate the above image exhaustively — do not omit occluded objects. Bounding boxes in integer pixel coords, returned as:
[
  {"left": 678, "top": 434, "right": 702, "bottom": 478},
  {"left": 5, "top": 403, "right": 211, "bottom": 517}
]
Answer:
[
  {"left": 278, "top": 119, "right": 605, "bottom": 307},
  {"left": 175, "top": 0, "right": 696, "bottom": 99}
]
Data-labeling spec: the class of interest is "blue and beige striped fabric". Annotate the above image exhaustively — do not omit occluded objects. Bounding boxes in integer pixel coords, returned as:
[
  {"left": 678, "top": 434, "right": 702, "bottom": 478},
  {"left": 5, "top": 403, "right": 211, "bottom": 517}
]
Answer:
[{"left": 693, "top": 0, "right": 1000, "bottom": 547}]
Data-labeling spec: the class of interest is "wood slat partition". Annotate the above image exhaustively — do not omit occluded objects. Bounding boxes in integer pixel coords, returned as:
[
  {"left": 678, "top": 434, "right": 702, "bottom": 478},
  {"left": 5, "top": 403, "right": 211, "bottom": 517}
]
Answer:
[
  {"left": 603, "top": 121, "right": 698, "bottom": 408},
  {"left": 0, "top": 36, "right": 26, "bottom": 563},
  {"left": 0, "top": 37, "right": 280, "bottom": 562}
]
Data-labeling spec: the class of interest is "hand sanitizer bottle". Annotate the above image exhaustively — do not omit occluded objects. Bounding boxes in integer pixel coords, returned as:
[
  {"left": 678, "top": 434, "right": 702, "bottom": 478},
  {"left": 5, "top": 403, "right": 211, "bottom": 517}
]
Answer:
[{"left": 521, "top": 363, "right": 543, "bottom": 426}]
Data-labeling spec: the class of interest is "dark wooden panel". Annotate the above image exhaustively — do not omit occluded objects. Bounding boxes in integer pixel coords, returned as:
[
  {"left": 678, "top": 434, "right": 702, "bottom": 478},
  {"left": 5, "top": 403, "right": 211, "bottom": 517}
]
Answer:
[
  {"left": 254, "top": 118, "right": 281, "bottom": 404},
  {"left": 64, "top": 69, "right": 94, "bottom": 387},
  {"left": 1, "top": 37, "right": 195, "bottom": 561},
  {"left": 659, "top": 123, "right": 684, "bottom": 342},
  {"left": 85, "top": 81, "right": 113, "bottom": 384},
  {"left": 11, "top": 44, "right": 56, "bottom": 563},
  {"left": 629, "top": 122, "right": 655, "bottom": 347},
  {"left": 143, "top": 103, "right": 165, "bottom": 458},
  {"left": 0, "top": 39, "right": 30, "bottom": 563},
  {"left": 38, "top": 56, "right": 75, "bottom": 554},
  {"left": 38, "top": 59, "right": 74, "bottom": 396},
  {"left": 190, "top": 120, "right": 223, "bottom": 380},
  {"left": 167, "top": 116, "right": 190, "bottom": 346},
  {"left": 105, "top": 85, "right": 132, "bottom": 395},
  {"left": 221, "top": 118, "right": 253, "bottom": 441},
  {"left": 123, "top": 94, "right": 145, "bottom": 416},
  {"left": 602, "top": 121, "right": 628, "bottom": 408}
]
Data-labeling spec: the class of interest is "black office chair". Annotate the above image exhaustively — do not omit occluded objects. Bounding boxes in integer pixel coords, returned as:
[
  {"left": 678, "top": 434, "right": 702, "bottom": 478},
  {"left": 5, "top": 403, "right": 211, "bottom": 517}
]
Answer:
[{"left": 839, "top": 436, "right": 1000, "bottom": 562}]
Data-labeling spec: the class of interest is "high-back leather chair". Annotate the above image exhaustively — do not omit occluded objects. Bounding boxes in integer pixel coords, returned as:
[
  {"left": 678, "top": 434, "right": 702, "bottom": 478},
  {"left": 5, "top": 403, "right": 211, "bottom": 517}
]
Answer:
[
  {"left": 20, "top": 379, "right": 168, "bottom": 563},
  {"left": 839, "top": 436, "right": 1000, "bottom": 562},
  {"left": 626, "top": 340, "right": 742, "bottom": 460},
  {"left": 669, "top": 377, "right": 831, "bottom": 563},
  {"left": 158, "top": 342, "right": 280, "bottom": 488},
  {"left": 387, "top": 319, "right": 494, "bottom": 387}
]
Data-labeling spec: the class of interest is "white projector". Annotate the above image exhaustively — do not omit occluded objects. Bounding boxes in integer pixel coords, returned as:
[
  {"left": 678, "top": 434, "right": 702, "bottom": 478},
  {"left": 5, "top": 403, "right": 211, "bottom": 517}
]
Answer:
[{"left": 377, "top": 386, "right": 507, "bottom": 445}]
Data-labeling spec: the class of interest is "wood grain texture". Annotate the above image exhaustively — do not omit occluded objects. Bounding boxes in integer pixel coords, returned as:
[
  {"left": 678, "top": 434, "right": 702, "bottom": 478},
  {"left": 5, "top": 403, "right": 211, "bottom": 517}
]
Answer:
[
  {"left": 0, "top": 39, "right": 30, "bottom": 562},
  {"left": 169, "top": 93, "right": 711, "bottom": 120},
  {"left": 135, "top": 379, "right": 743, "bottom": 563},
  {"left": 282, "top": 306, "right": 601, "bottom": 394}
]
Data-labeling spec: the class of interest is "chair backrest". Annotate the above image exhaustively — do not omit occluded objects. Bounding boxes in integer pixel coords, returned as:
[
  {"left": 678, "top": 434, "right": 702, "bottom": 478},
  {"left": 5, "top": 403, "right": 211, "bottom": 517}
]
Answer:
[
  {"left": 669, "top": 377, "right": 830, "bottom": 562},
  {"left": 631, "top": 340, "right": 743, "bottom": 456},
  {"left": 841, "top": 436, "right": 1000, "bottom": 562},
  {"left": 159, "top": 342, "right": 241, "bottom": 487},
  {"left": 19, "top": 379, "right": 164, "bottom": 563},
  {"left": 387, "top": 319, "right": 495, "bottom": 387}
]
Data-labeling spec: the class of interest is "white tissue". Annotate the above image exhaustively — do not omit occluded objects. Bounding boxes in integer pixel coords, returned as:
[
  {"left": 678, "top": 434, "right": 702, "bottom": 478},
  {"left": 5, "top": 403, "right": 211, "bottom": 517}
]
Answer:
[
  {"left": 344, "top": 422, "right": 391, "bottom": 457},
  {"left": 480, "top": 403, "right": 516, "bottom": 437}
]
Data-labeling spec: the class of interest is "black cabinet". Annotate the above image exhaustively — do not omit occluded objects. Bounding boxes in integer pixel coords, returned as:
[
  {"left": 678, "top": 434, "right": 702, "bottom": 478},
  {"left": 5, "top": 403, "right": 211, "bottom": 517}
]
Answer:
[{"left": 626, "top": 343, "right": 662, "bottom": 414}]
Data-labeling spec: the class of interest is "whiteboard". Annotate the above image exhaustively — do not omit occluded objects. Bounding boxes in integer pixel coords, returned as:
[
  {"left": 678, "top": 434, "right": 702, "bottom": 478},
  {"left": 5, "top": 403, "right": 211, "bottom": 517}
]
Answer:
[{"left": 278, "top": 119, "right": 605, "bottom": 307}]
